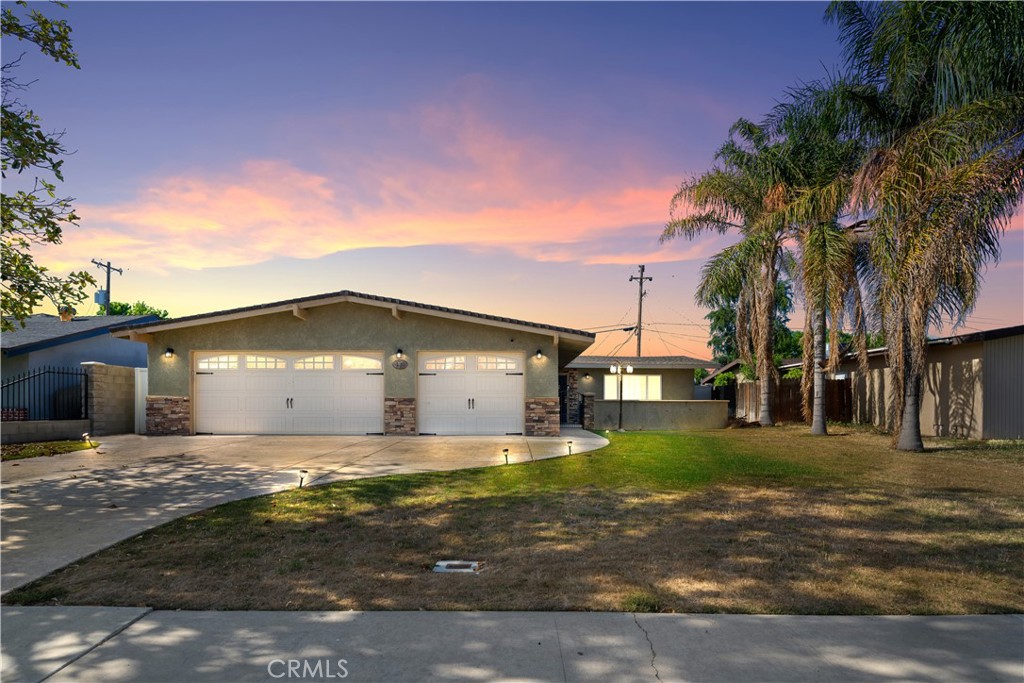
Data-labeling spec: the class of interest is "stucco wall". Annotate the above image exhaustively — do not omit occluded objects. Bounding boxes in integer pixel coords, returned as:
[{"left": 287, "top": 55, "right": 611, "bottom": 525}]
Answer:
[
  {"left": 577, "top": 367, "right": 695, "bottom": 400},
  {"left": 847, "top": 341, "right": 985, "bottom": 439},
  {"left": 593, "top": 399, "right": 728, "bottom": 431},
  {"left": 1, "top": 419, "right": 91, "bottom": 444},
  {"left": 145, "top": 302, "right": 559, "bottom": 399}
]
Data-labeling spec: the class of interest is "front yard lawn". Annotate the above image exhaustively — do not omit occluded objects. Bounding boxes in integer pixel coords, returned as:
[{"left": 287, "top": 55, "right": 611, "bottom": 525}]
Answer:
[
  {"left": 1, "top": 440, "right": 95, "bottom": 462},
  {"left": 6, "top": 427, "right": 1023, "bottom": 614}
]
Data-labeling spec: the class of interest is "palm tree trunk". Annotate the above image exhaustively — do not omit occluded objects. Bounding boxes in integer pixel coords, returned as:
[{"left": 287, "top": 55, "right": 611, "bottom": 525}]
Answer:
[
  {"left": 811, "top": 308, "right": 828, "bottom": 435},
  {"left": 759, "top": 372, "right": 773, "bottom": 426},
  {"left": 896, "top": 371, "right": 924, "bottom": 451}
]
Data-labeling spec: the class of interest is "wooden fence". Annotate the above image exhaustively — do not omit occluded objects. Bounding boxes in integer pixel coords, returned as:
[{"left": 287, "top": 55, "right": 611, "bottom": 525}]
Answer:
[{"left": 737, "top": 378, "right": 852, "bottom": 424}]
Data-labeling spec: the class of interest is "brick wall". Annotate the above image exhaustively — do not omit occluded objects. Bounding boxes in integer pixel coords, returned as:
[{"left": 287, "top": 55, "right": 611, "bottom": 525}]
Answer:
[
  {"left": 565, "top": 369, "right": 580, "bottom": 424},
  {"left": 384, "top": 397, "right": 416, "bottom": 435},
  {"left": 582, "top": 393, "right": 595, "bottom": 430},
  {"left": 146, "top": 395, "right": 191, "bottom": 435},
  {"left": 83, "top": 362, "right": 136, "bottom": 435},
  {"left": 525, "top": 397, "right": 559, "bottom": 436}
]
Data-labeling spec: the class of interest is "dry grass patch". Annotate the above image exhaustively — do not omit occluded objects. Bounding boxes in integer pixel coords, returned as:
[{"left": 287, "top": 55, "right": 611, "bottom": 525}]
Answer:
[{"left": 6, "top": 427, "right": 1023, "bottom": 614}]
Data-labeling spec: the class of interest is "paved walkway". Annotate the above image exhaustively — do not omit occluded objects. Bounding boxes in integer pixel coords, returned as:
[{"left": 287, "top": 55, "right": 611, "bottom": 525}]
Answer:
[
  {"left": 2, "top": 609, "right": 1020, "bottom": 682},
  {"left": 1, "top": 429, "right": 606, "bottom": 594}
]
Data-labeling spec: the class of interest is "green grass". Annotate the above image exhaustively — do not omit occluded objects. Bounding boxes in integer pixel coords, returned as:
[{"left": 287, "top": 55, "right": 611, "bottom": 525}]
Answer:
[
  {"left": 6, "top": 427, "right": 1023, "bottom": 614},
  {"left": 1, "top": 439, "right": 96, "bottom": 461}
]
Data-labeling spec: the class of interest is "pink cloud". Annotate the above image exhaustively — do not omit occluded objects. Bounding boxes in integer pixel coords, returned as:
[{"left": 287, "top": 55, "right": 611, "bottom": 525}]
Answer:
[{"left": 40, "top": 96, "right": 708, "bottom": 272}]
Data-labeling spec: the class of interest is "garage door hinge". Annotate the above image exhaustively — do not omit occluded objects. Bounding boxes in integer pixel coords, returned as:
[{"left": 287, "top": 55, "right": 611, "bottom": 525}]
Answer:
[
  {"left": 366, "top": 372, "right": 384, "bottom": 375},
  {"left": 196, "top": 371, "right": 214, "bottom": 375},
  {"left": 506, "top": 372, "right": 524, "bottom": 376},
  {"left": 419, "top": 372, "right": 436, "bottom": 376}
]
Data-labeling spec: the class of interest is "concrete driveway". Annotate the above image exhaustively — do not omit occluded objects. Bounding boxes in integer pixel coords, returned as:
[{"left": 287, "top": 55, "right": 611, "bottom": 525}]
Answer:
[{"left": 1, "top": 429, "right": 607, "bottom": 594}]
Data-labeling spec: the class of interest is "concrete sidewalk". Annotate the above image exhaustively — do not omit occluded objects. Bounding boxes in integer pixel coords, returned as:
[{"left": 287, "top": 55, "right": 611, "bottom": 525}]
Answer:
[
  {"left": 1, "top": 430, "right": 606, "bottom": 594},
  {"left": 2, "top": 609, "right": 1021, "bottom": 682}
]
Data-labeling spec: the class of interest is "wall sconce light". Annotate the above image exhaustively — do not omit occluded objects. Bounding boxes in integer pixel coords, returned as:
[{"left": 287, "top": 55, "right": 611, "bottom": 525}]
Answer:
[
  {"left": 396, "top": 349, "right": 404, "bottom": 359},
  {"left": 535, "top": 349, "right": 543, "bottom": 359},
  {"left": 583, "top": 373, "right": 591, "bottom": 380},
  {"left": 164, "top": 347, "right": 174, "bottom": 358}
]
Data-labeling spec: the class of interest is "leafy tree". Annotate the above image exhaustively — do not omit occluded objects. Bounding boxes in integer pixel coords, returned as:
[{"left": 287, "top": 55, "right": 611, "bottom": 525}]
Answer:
[
  {"left": 1, "top": 1, "right": 93, "bottom": 332},
  {"left": 103, "top": 300, "right": 170, "bottom": 319},
  {"left": 704, "top": 279, "right": 799, "bottom": 365}
]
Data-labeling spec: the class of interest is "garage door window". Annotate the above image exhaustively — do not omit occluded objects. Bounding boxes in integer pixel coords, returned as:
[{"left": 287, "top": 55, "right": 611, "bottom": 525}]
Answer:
[
  {"left": 424, "top": 355, "right": 466, "bottom": 371},
  {"left": 477, "top": 355, "right": 519, "bottom": 371},
  {"left": 246, "top": 355, "right": 287, "bottom": 370},
  {"left": 341, "top": 354, "right": 383, "bottom": 370},
  {"left": 294, "top": 355, "right": 334, "bottom": 370},
  {"left": 198, "top": 354, "right": 239, "bottom": 370}
]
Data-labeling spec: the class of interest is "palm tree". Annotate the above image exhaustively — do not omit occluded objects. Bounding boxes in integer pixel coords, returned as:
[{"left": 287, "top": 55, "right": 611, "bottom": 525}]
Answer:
[
  {"left": 766, "top": 98, "right": 869, "bottom": 435},
  {"left": 824, "top": 1, "right": 1024, "bottom": 450},
  {"left": 662, "top": 121, "right": 791, "bottom": 426}
]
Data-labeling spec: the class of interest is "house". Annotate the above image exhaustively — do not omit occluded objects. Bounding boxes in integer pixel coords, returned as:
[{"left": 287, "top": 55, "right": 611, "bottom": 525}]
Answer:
[
  {"left": 2, "top": 314, "right": 159, "bottom": 379},
  {"left": 2, "top": 314, "right": 159, "bottom": 441},
  {"left": 110, "top": 290, "right": 596, "bottom": 437},
  {"left": 836, "top": 324, "right": 1023, "bottom": 440},
  {"left": 723, "top": 325, "right": 1023, "bottom": 439},
  {"left": 564, "top": 355, "right": 726, "bottom": 430}
]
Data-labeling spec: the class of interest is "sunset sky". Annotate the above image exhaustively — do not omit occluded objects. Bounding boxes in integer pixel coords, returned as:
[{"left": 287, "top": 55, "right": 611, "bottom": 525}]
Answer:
[{"left": 17, "top": 2, "right": 1023, "bottom": 357}]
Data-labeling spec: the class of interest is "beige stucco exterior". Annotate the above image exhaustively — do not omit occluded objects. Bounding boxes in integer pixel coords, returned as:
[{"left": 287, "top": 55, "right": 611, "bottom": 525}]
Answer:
[
  {"left": 843, "top": 331, "right": 1022, "bottom": 440},
  {"left": 145, "top": 301, "right": 561, "bottom": 399},
  {"left": 577, "top": 367, "right": 696, "bottom": 400},
  {"left": 593, "top": 399, "right": 727, "bottom": 430}
]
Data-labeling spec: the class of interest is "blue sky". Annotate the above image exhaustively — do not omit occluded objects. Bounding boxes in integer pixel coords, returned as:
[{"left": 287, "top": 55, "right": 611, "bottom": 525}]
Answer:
[{"left": 15, "top": 1, "right": 1022, "bottom": 356}]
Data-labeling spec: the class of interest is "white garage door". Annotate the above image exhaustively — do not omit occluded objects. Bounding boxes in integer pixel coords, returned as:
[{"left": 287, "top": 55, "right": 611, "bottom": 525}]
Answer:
[
  {"left": 418, "top": 352, "right": 524, "bottom": 435},
  {"left": 195, "top": 352, "right": 384, "bottom": 435}
]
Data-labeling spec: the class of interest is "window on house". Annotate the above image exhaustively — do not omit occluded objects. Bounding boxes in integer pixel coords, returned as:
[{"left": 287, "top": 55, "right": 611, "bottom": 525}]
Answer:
[
  {"left": 476, "top": 355, "right": 519, "bottom": 371},
  {"left": 197, "top": 355, "right": 239, "bottom": 370},
  {"left": 246, "top": 355, "right": 287, "bottom": 370},
  {"left": 424, "top": 355, "right": 466, "bottom": 371},
  {"left": 294, "top": 355, "right": 335, "bottom": 370},
  {"left": 604, "top": 374, "right": 663, "bottom": 400},
  {"left": 341, "top": 354, "right": 383, "bottom": 370}
]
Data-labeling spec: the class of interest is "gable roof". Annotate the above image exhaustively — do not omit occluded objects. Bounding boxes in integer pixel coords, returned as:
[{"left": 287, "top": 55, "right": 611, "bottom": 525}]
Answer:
[
  {"left": 568, "top": 354, "right": 716, "bottom": 370},
  {"left": 2, "top": 314, "right": 160, "bottom": 356},
  {"left": 109, "top": 290, "right": 596, "bottom": 344}
]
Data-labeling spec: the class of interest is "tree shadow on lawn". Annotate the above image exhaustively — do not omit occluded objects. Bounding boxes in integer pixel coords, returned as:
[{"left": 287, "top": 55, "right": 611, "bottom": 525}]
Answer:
[{"left": 8, "top": 484, "right": 1023, "bottom": 616}]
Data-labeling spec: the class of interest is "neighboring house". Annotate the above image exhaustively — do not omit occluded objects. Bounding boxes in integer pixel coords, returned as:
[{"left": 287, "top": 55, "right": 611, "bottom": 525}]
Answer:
[
  {"left": 564, "top": 355, "right": 726, "bottom": 431},
  {"left": 110, "top": 290, "right": 595, "bottom": 437},
  {"left": 833, "top": 324, "right": 1023, "bottom": 440},
  {"left": 725, "top": 325, "right": 1022, "bottom": 439},
  {"left": 2, "top": 314, "right": 159, "bottom": 379}
]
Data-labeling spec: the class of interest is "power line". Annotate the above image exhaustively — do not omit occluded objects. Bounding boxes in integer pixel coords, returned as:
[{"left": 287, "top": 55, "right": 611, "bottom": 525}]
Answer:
[{"left": 91, "top": 259, "right": 123, "bottom": 314}]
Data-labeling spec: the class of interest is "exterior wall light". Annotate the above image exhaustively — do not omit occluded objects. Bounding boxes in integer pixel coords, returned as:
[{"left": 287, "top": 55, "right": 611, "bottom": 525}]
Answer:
[
  {"left": 164, "top": 347, "right": 174, "bottom": 358},
  {"left": 536, "top": 349, "right": 543, "bottom": 359},
  {"left": 583, "top": 373, "right": 591, "bottom": 380},
  {"left": 396, "top": 349, "right": 404, "bottom": 359}
]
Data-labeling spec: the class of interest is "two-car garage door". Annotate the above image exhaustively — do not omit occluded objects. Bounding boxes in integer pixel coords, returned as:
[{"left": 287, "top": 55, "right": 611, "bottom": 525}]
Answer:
[
  {"left": 194, "top": 350, "right": 526, "bottom": 436},
  {"left": 194, "top": 352, "right": 384, "bottom": 435}
]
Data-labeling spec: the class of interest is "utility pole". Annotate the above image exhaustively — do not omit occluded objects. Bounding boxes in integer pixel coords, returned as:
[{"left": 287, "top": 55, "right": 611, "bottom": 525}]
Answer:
[
  {"left": 629, "top": 264, "right": 653, "bottom": 356},
  {"left": 91, "top": 259, "right": 123, "bottom": 315}
]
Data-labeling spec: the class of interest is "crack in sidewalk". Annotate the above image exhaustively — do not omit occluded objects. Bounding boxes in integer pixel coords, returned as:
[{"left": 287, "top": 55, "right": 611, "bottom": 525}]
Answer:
[{"left": 633, "top": 614, "right": 662, "bottom": 682}]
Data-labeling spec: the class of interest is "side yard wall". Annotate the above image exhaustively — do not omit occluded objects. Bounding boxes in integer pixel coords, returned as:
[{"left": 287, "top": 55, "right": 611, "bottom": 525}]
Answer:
[
  {"left": 593, "top": 400, "right": 728, "bottom": 431},
  {"left": 83, "top": 363, "right": 137, "bottom": 436}
]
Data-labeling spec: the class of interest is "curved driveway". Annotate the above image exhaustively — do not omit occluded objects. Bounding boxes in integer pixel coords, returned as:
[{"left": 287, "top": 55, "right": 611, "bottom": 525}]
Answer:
[{"left": 1, "top": 429, "right": 607, "bottom": 594}]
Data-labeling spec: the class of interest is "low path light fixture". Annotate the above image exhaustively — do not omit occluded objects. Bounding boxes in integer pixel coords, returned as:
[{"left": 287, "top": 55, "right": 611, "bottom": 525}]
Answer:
[
  {"left": 567, "top": 440, "right": 573, "bottom": 455},
  {"left": 502, "top": 448, "right": 509, "bottom": 464},
  {"left": 298, "top": 469, "right": 308, "bottom": 488}
]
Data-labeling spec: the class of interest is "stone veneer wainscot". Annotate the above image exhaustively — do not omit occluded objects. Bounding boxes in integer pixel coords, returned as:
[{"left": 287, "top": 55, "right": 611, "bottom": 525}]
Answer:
[
  {"left": 384, "top": 397, "right": 417, "bottom": 435},
  {"left": 146, "top": 395, "right": 191, "bottom": 435},
  {"left": 525, "top": 398, "right": 560, "bottom": 437}
]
